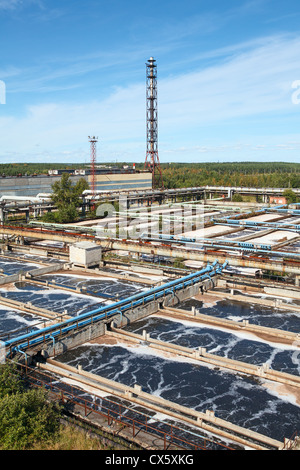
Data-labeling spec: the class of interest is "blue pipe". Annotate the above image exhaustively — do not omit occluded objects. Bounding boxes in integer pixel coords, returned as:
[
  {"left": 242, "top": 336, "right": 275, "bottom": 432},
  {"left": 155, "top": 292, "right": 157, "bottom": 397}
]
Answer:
[
  {"left": 143, "top": 234, "right": 273, "bottom": 251},
  {"left": 265, "top": 209, "right": 300, "bottom": 215},
  {"left": 4, "top": 262, "right": 226, "bottom": 353},
  {"left": 212, "top": 220, "right": 300, "bottom": 232},
  {"left": 141, "top": 235, "right": 299, "bottom": 259},
  {"left": 16, "top": 347, "right": 27, "bottom": 363},
  {"left": 200, "top": 244, "right": 300, "bottom": 259},
  {"left": 50, "top": 334, "right": 55, "bottom": 351}
]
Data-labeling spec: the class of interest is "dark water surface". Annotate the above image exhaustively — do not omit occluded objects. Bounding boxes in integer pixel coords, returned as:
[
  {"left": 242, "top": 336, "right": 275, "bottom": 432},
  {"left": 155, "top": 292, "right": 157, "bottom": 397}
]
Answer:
[{"left": 1, "top": 267, "right": 299, "bottom": 445}]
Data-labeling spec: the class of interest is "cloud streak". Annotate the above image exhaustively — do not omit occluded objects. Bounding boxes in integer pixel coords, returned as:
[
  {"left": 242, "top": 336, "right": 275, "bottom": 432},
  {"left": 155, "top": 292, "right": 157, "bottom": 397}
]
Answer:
[
  {"left": 0, "top": 0, "right": 42, "bottom": 11},
  {"left": 1, "top": 33, "right": 300, "bottom": 162}
]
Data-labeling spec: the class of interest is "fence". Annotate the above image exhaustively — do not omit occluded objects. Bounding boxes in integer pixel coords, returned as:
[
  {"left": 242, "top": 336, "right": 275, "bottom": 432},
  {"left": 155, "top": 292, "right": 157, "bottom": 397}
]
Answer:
[{"left": 19, "top": 362, "right": 235, "bottom": 451}]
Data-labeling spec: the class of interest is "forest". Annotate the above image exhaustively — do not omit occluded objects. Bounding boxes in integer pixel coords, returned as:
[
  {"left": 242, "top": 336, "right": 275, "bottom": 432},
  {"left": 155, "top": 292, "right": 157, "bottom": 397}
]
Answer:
[
  {"left": 159, "top": 162, "right": 300, "bottom": 189},
  {"left": 0, "top": 161, "right": 299, "bottom": 189}
]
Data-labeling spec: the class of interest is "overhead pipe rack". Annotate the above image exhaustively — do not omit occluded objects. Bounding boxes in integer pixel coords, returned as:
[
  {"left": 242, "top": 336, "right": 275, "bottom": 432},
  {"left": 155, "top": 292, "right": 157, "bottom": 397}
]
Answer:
[
  {"left": 212, "top": 219, "right": 300, "bottom": 233},
  {"left": 140, "top": 233, "right": 300, "bottom": 259}
]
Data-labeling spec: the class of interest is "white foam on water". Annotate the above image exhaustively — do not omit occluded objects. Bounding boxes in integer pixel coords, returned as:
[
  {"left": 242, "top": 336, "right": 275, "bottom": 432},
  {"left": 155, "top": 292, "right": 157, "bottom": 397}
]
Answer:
[{"left": 152, "top": 313, "right": 299, "bottom": 351}]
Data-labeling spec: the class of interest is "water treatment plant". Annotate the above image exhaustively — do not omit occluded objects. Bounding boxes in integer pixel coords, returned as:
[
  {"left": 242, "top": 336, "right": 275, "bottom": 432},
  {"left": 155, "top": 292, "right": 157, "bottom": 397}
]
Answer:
[
  {"left": 0, "top": 180, "right": 300, "bottom": 451},
  {"left": 0, "top": 54, "right": 300, "bottom": 452}
]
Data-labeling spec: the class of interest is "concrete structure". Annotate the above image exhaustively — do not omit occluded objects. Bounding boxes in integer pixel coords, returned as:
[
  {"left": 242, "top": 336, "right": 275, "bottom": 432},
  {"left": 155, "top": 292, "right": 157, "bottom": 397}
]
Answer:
[
  {"left": 0, "top": 263, "right": 63, "bottom": 286},
  {"left": 69, "top": 241, "right": 102, "bottom": 268},
  {"left": 1, "top": 244, "right": 299, "bottom": 450},
  {"left": 2, "top": 182, "right": 297, "bottom": 209},
  {"left": 202, "top": 185, "right": 300, "bottom": 201},
  {"left": 87, "top": 171, "right": 152, "bottom": 192}
]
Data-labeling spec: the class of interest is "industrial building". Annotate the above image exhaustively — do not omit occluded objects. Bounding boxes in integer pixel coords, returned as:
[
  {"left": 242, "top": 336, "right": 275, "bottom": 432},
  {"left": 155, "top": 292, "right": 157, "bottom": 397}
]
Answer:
[{"left": 0, "top": 168, "right": 152, "bottom": 199}]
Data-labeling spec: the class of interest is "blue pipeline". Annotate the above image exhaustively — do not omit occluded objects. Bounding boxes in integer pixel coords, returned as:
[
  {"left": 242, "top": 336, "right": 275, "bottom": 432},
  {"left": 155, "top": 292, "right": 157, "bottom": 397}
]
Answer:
[
  {"left": 142, "top": 234, "right": 300, "bottom": 259},
  {"left": 201, "top": 244, "right": 300, "bottom": 259},
  {"left": 209, "top": 204, "right": 288, "bottom": 224},
  {"left": 145, "top": 234, "right": 273, "bottom": 251},
  {"left": 265, "top": 209, "right": 300, "bottom": 216},
  {"left": 211, "top": 203, "right": 300, "bottom": 227},
  {"left": 264, "top": 203, "right": 300, "bottom": 214},
  {"left": 5, "top": 261, "right": 227, "bottom": 354},
  {"left": 212, "top": 220, "right": 300, "bottom": 232}
]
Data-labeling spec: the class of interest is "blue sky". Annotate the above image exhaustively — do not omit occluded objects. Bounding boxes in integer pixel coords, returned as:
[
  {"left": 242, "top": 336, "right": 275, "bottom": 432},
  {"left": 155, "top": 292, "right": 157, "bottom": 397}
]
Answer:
[{"left": 1, "top": 0, "right": 300, "bottom": 164}]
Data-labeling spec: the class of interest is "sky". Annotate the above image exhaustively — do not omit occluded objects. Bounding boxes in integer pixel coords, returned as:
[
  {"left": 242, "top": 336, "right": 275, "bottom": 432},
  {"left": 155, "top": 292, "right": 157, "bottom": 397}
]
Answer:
[{"left": 1, "top": 0, "right": 300, "bottom": 164}]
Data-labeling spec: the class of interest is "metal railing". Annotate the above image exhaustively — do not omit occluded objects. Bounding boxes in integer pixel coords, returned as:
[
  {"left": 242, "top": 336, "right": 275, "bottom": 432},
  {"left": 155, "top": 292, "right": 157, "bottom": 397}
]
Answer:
[{"left": 20, "top": 362, "right": 235, "bottom": 451}]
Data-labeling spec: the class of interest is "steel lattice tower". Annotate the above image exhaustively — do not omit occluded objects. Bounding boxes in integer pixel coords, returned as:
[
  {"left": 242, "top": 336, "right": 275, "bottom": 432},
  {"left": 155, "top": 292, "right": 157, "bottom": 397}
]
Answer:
[
  {"left": 88, "top": 136, "right": 98, "bottom": 202},
  {"left": 144, "top": 57, "right": 164, "bottom": 189}
]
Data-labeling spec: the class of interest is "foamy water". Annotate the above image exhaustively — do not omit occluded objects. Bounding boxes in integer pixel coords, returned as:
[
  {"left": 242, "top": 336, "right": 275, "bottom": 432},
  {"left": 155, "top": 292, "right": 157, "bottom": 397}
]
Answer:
[{"left": 1, "top": 266, "right": 299, "bottom": 446}]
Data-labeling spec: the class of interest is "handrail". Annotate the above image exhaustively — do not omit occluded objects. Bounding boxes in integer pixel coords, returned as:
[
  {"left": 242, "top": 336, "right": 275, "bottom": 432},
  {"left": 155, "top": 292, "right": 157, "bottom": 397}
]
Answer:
[{"left": 20, "top": 362, "right": 234, "bottom": 450}]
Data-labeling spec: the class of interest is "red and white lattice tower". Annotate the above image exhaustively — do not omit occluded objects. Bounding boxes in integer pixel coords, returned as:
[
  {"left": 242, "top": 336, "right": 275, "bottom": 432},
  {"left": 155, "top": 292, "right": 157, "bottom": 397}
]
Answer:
[
  {"left": 144, "top": 57, "right": 164, "bottom": 189},
  {"left": 88, "top": 136, "right": 98, "bottom": 202}
]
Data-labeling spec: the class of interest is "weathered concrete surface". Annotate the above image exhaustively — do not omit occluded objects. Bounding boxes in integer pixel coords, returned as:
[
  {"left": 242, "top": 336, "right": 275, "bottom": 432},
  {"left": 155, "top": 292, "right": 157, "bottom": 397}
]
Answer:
[
  {"left": 263, "top": 286, "right": 300, "bottom": 300},
  {"left": 0, "top": 263, "right": 62, "bottom": 286},
  {"left": 25, "top": 263, "right": 63, "bottom": 277}
]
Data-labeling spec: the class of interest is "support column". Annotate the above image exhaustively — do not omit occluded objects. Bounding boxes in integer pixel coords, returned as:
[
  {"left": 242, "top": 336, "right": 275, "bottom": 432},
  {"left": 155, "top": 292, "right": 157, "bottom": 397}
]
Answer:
[{"left": 25, "top": 209, "right": 30, "bottom": 224}]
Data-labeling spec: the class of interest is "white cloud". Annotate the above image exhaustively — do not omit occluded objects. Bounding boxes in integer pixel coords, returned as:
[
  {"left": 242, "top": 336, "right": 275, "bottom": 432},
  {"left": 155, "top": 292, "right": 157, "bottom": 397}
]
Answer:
[
  {"left": 160, "top": 34, "right": 300, "bottom": 128},
  {"left": 0, "top": 0, "right": 21, "bottom": 9},
  {"left": 0, "top": 0, "right": 42, "bottom": 10},
  {"left": 1, "top": 33, "right": 300, "bottom": 162}
]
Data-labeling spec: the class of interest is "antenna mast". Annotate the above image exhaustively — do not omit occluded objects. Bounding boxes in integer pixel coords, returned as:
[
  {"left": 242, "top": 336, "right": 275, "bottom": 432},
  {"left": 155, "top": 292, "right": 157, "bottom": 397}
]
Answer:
[
  {"left": 88, "top": 135, "right": 98, "bottom": 204},
  {"left": 144, "top": 57, "right": 164, "bottom": 189}
]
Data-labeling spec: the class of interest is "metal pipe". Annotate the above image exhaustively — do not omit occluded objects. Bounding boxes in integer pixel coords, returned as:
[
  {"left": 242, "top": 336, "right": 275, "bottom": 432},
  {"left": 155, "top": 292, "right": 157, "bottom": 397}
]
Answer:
[
  {"left": 141, "top": 234, "right": 300, "bottom": 259},
  {"left": 16, "top": 347, "right": 27, "bottom": 364},
  {"left": 4, "top": 262, "right": 224, "bottom": 353}
]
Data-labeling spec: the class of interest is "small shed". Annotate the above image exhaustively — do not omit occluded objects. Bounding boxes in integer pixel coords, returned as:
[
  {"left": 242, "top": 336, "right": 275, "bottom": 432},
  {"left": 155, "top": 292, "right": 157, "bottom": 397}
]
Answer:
[{"left": 69, "top": 241, "right": 102, "bottom": 268}]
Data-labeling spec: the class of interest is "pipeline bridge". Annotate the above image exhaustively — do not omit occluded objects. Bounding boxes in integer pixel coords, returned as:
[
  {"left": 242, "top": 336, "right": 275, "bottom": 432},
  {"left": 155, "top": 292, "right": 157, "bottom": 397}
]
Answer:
[
  {"left": 2, "top": 262, "right": 225, "bottom": 358},
  {"left": 0, "top": 223, "right": 299, "bottom": 275},
  {"left": 82, "top": 186, "right": 300, "bottom": 203}
]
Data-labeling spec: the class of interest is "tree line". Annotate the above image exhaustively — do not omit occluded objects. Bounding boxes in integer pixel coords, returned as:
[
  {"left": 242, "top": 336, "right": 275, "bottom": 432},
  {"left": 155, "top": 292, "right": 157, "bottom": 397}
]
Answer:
[
  {"left": 159, "top": 162, "right": 300, "bottom": 189},
  {"left": 0, "top": 161, "right": 299, "bottom": 188}
]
